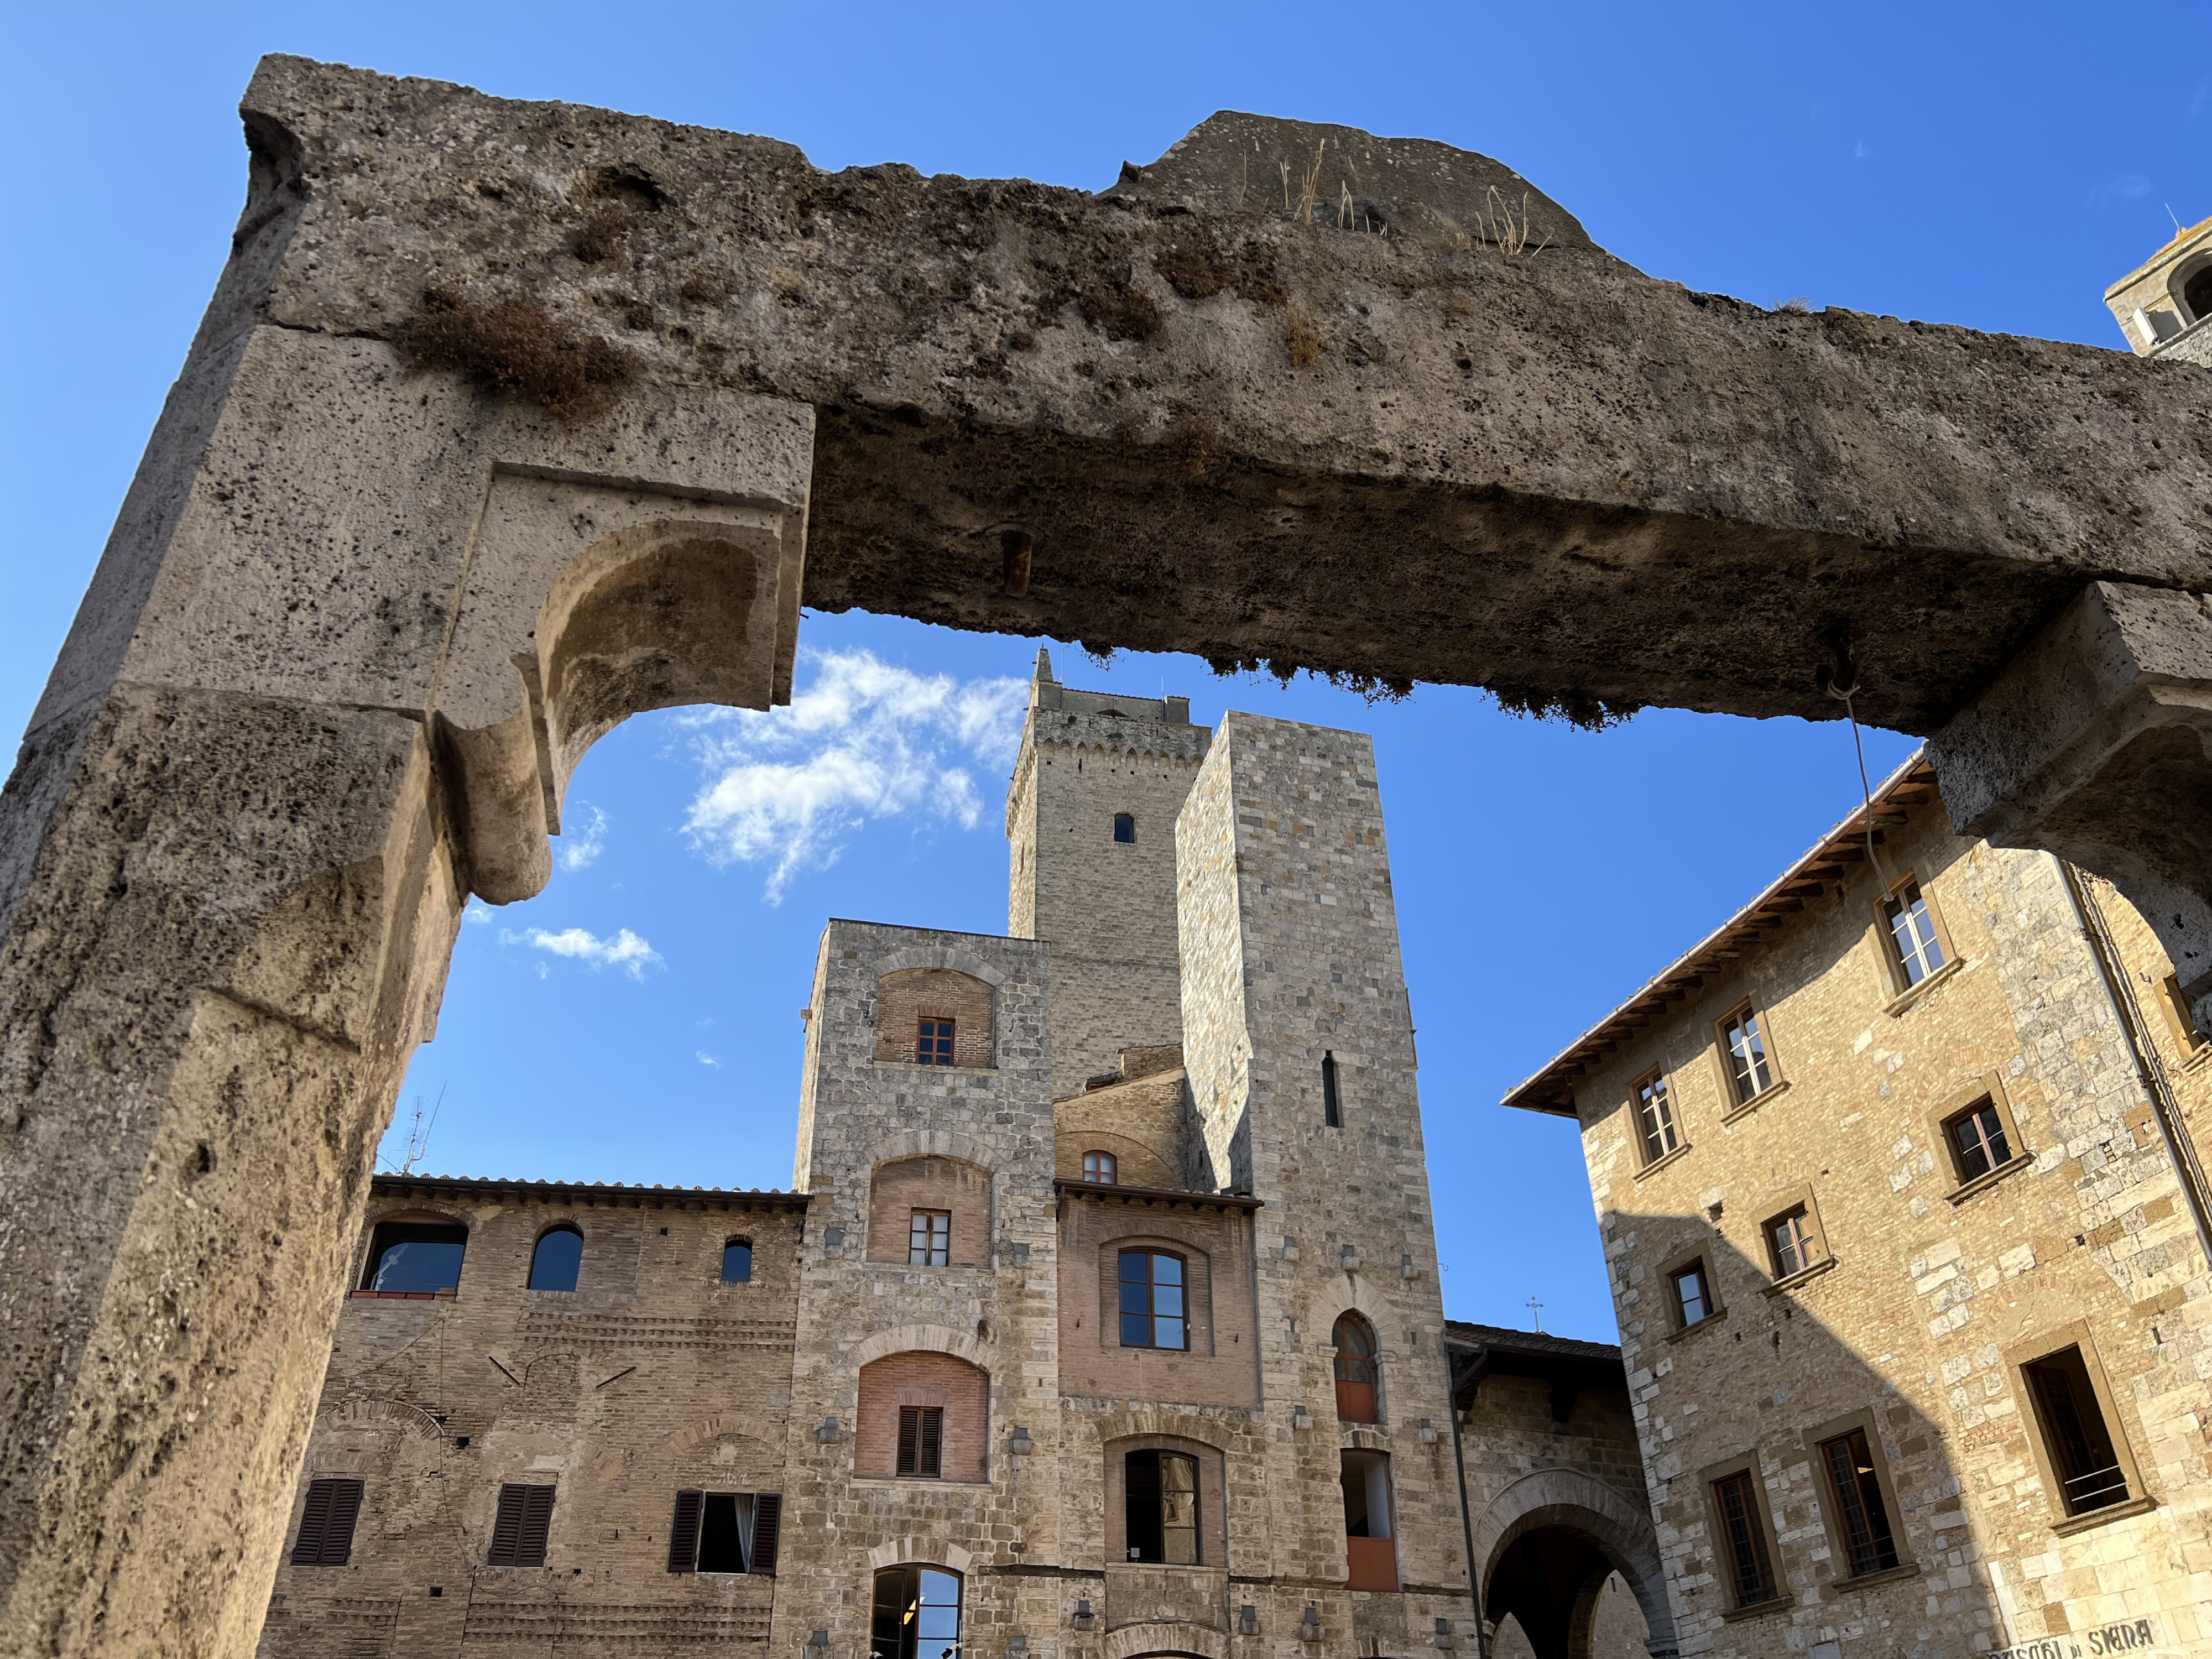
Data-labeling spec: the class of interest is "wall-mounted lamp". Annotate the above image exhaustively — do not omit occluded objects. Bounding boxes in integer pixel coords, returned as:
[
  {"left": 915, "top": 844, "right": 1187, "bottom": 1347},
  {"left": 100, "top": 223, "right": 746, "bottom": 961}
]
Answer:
[
  {"left": 1432, "top": 1618, "right": 1457, "bottom": 1650},
  {"left": 1009, "top": 1426, "right": 1035, "bottom": 1455},
  {"left": 1071, "top": 1599, "right": 1097, "bottom": 1632},
  {"left": 1340, "top": 1244, "right": 1362, "bottom": 1272},
  {"left": 1400, "top": 1251, "right": 1417, "bottom": 1280},
  {"left": 1238, "top": 1605, "right": 1260, "bottom": 1636},
  {"left": 806, "top": 1631, "right": 830, "bottom": 1654},
  {"left": 1418, "top": 1418, "right": 1439, "bottom": 1444},
  {"left": 822, "top": 1227, "right": 847, "bottom": 1249},
  {"left": 1300, "top": 1605, "right": 1323, "bottom": 1644},
  {"left": 1006, "top": 1637, "right": 1029, "bottom": 1657},
  {"left": 1291, "top": 1405, "right": 1313, "bottom": 1431},
  {"left": 1280, "top": 1237, "right": 1300, "bottom": 1261},
  {"left": 814, "top": 1417, "right": 842, "bottom": 1443}
]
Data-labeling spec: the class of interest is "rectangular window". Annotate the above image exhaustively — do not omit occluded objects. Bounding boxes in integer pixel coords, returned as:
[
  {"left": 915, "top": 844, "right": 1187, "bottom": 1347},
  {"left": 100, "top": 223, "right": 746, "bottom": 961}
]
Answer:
[
  {"left": 1322, "top": 1052, "right": 1343, "bottom": 1128},
  {"left": 1946, "top": 1099, "right": 2012, "bottom": 1183},
  {"left": 1340, "top": 1449, "right": 1397, "bottom": 1591},
  {"left": 909, "top": 1209, "right": 950, "bottom": 1266},
  {"left": 1766, "top": 1207, "right": 1817, "bottom": 1279},
  {"left": 666, "top": 1490, "right": 780, "bottom": 1574},
  {"left": 1882, "top": 880, "right": 1947, "bottom": 988},
  {"left": 1124, "top": 1449, "right": 1201, "bottom": 1564},
  {"left": 487, "top": 1483, "right": 556, "bottom": 1567},
  {"left": 1719, "top": 1006, "right": 1775, "bottom": 1103},
  {"left": 1672, "top": 1262, "right": 1713, "bottom": 1328},
  {"left": 1710, "top": 1470, "right": 1777, "bottom": 1606},
  {"left": 896, "top": 1406, "right": 944, "bottom": 1478},
  {"left": 917, "top": 1017, "right": 954, "bottom": 1065},
  {"left": 1818, "top": 1430, "right": 1900, "bottom": 1577},
  {"left": 1118, "top": 1250, "right": 1188, "bottom": 1349},
  {"left": 289, "top": 1477, "right": 365, "bottom": 1566},
  {"left": 2159, "top": 974, "right": 2208, "bottom": 1052},
  {"left": 2022, "top": 1347, "right": 2130, "bottom": 1516},
  {"left": 1634, "top": 1070, "right": 1678, "bottom": 1163}
]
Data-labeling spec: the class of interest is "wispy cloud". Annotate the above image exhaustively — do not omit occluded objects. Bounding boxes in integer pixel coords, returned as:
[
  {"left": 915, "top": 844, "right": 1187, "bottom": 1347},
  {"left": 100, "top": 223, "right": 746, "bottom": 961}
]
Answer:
[
  {"left": 681, "top": 647, "right": 1028, "bottom": 902},
  {"left": 507, "top": 925, "right": 663, "bottom": 980},
  {"left": 464, "top": 902, "right": 494, "bottom": 926},
  {"left": 1853, "top": 139, "right": 1872, "bottom": 161},
  {"left": 2092, "top": 172, "right": 2153, "bottom": 204},
  {"left": 559, "top": 803, "right": 609, "bottom": 872},
  {"left": 696, "top": 1051, "right": 722, "bottom": 1068},
  {"left": 2188, "top": 80, "right": 2207, "bottom": 123}
]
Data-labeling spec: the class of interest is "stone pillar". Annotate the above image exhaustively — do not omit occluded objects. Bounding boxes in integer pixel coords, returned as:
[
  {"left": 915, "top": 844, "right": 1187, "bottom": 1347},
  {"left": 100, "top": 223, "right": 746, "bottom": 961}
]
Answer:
[
  {"left": 0, "top": 317, "right": 810, "bottom": 1657},
  {"left": 1929, "top": 581, "right": 2212, "bottom": 1026}
]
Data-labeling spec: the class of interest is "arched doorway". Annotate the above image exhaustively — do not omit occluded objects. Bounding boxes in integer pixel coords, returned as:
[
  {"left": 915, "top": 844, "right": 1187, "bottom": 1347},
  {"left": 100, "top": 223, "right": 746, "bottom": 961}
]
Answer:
[{"left": 1486, "top": 1532, "right": 1648, "bottom": 1659}]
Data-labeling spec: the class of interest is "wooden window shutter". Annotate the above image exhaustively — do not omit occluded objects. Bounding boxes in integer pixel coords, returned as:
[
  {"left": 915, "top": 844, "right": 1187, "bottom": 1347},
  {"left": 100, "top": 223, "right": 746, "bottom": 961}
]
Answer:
[
  {"left": 488, "top": 1482, "right": 555, "bottom": 1566},
  {"left": 897, "top": 1407, "right": 921, "bottom": 1476},
  {"left": 291, "top": 1479, "right": 332, "bottom": 1565},
  {"left": 321, "top": 1478, "right": 365, "bottom": 1565},
  {"left": 918, "top": 1407, "right": 943, "bottom": 1478},
  {"left": 751, "top": 1493, "right": 782, "bottom": 1575},
  {"left": 667, "top": 1490, "right": 704, "bottom": 1573},
  {"left": 519, "top": 1484, "right": 555, "bottom": 1567}
]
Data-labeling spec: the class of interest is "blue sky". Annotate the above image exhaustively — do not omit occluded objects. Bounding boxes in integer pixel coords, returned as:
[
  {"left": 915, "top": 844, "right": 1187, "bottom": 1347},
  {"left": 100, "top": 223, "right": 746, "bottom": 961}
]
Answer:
[{"left": 3, "top": 3, "right": 2204, "bottom": 1339}]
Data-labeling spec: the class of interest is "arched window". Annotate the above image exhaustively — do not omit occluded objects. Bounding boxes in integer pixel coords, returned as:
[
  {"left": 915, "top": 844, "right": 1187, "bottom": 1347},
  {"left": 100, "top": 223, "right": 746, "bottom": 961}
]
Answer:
[
  {"left": 1322, "top": 1051, "right": 1343, "bottom": 1127},
  {"left": 721, "top": 1238, "right": 753, "bottom": 1283},
  {"left": 1118, "top": 1250, "right": 1187, "bottom": 1349},
  {"left": 1333, "top": 1312, "right": 1379, "bottom": 1423},
  {"left": 1113, "top": 812, "right": 1135, "bottom": 843},
  {"left": 358, "top": 1217, "right": 467, "bottom": 1295},
  {"left": 1082, "top": 1150, "right": 1118, "bottom": 1184},
  {"left": 2185, "top": 263, "right": 2212, "bottom": 327},
  {"left": 870, "top": 1564, "right": 962, "bottom": 1659},
  {"left": 1125, "top": 1449, "right": 1201, "bottom": 1563},
  {"left": 528, "top": 1224, "right": 583, "bottom": 1292}
]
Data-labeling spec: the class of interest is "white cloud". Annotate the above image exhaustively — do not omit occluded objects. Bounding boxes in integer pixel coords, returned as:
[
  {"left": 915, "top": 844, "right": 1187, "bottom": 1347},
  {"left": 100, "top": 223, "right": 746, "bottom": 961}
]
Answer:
[
  {"left": 464, "top": 902, "right": 494, "bottom": 926},
  {"left": 681, "top": 646, "right": 1028, "bottom": 902},
  {"left": 508, "top": 925, "right": 663, "bottom": 980},
  {"left": 559, "top": 803, "right": 609, "bottom": 872},
  {"left": 696, "top": 1051, "right": 722, "bottom": 1068}
]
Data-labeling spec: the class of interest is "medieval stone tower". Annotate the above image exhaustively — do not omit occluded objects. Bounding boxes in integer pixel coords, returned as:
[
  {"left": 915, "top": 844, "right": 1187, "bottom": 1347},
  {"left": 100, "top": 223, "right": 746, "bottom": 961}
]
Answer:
[{"left": 1008, "top": 650, "right": 1213, "bottom": 1099}]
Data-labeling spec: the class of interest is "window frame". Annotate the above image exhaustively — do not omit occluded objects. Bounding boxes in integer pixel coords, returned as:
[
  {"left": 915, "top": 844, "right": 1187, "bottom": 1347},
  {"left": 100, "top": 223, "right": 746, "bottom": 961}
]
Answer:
[
  {"left": 896, "top": 1405, "right": 945, "bottom": 1479},
  {"left": 526, "top": 1223, "right": 584, "bottom": 1293},
  {"left": 1713, "top": 1001, "right": 1784, "bottom": 1115},
  {"left": 666, "top": 1489, "right": 782, "bottom": 1575},
  {"left": 1928, "top": 1073, "right": 2031, "bottom": 1201},
  {"left": 1122, "top": 1447, "right": 1203, "bottom": 1564},
  {"left": 1801, "top": 1408, "right": 1912, "bottom": 1584},
  {"left": 1661, "top": 1250, "right": 1723, "bottom": 1335},
  {"left": 356, "top": 1215, "right": 468, "bottom": 1297},
  {"left": 1755, "top": 1185, "right": 1832, "bottom": 1288},
  {"left": 1117, "top": 1248, "right": 1191, "bottom": 1351},
  {"left": 1700, "top": 1454, "right": 1784, "bottom": 1614},
  {"left": 1113, "top": 812, "right": 1136, "bottom": 844},
  {"left": 1322, "top": 1051, "right": 1343, "bottom": 1128},
  {"left": 1630, "top": 1066, "right": 1682, "bottom": 1167},
  {"left": 916, "top": 1016, "right": 956, "bottom": 1066},
  {"left": 486, "top": 1482, "right": 556, "bottom": 1568},
  {"left": 289, "top": 1477, "right": 366, "bottom": 1567},
  {"left": 1871, "top": 871, "right": 1955, "bottom": 1002},
  {"left": 1332, "top": 1311, "right": 1380, "bottom": 1424},
  {"left": 2005, "top": 1323, "right": 2153, "bottom": 1535},
  {"left": 1081, "top": 1150, "right": 1118, "bottom": 1185},
  {"left": 870, "top": 1563, "right": 962, "bottom": 1659},
  {"left": 1339, "top": 1448, "right": 1399, "bottom": 1592},
  {"left": 908, "top": 1209, "right": 951, "bottom": 1267}
]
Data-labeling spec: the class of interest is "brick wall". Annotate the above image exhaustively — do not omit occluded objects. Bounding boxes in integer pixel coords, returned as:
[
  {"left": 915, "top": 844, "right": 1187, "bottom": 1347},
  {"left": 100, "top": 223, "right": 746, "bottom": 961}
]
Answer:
[
  {"left": 864, "top": 1157, "right": 992, "bottom": 1267},
  {"left": 1056, "top": 1194, "right": 1260, "bottom": 1406},
  {"left": 873, "top": 967, "right": 994, "bottom": 1067},
  {"left": 1052, "top": 1067, "right": 1194, "bottom": 1188},
  {"left": 852, "top": 1352, "right": 990, "bottom": 1482}
]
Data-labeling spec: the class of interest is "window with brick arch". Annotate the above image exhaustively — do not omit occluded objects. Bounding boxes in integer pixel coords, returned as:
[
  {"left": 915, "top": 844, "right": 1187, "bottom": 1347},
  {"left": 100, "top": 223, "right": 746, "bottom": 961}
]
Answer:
[
  {"left": 1124, "top": 1449, "right": 1199, "bottom": 1563},
  {"left": 871, "top": 1564, "right": 961, "bottom": 1659},
  {"left": 1082, "top": 1150, "right": 1117, "bottom": 1184},
  {"left": 854, "top": 1352, "right": 990, "bottom": 1482},
  {"left": 528, "top": 1224, "right": 582, "bottom": 1292},
  {"left": 1119, "top": 1250, "right": 1187, "bottom": 1349},
  {"left": 875, "top": 968, "right": 994, "bottom": 1067},
  {"left": 289, "top": 1478, "right": 364, "bottom": 1566},
  {"left": 1333, "top": 1312, "right": 1379, "bottom": 1423}
]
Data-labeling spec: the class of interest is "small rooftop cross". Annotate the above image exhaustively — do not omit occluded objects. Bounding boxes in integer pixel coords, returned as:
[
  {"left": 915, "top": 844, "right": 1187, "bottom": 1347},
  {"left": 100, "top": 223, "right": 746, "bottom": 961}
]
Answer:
[{"left": 1526, "top": 1296, "right": 1544, "bottom": 1333}]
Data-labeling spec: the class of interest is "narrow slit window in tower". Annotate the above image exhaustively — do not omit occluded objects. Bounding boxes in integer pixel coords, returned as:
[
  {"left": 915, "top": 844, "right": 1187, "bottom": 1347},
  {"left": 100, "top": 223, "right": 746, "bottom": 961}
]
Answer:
[{"left": 1322, "top": 1052, "right": 1342, "bottom": 1128}]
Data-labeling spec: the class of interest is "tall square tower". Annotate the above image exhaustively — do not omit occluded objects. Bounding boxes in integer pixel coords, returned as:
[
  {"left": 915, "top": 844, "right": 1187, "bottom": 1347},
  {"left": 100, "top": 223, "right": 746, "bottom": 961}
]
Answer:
[{"left": 1006, "top": 650, "right": 1212, "bottom": 1099}]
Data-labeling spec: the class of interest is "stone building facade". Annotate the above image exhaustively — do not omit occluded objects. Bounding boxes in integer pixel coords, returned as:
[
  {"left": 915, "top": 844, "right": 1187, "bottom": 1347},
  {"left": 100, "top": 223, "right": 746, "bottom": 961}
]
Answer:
[
  {"left": 2104, "top": 216, "right": 2212, "bottom": 366},
  {"left": 259, "top": 673, "right": 1666, "bottom": 1659},
  {"left": 1508, "top": 755, "right": 2212, "bottom": 1658}
]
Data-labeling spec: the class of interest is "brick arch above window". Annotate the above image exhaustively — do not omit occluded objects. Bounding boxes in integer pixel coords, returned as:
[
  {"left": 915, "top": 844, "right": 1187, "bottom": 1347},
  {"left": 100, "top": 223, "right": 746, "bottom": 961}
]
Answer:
[
  {"left": 866, "top": 1157, "right": 992, "bottom": 1267},
  {"left": 874, "top": 968, "right": 994, "bottom": 1068},
  {"left": 855, "top": 1351, "right": 990, "bottom": 1483}
]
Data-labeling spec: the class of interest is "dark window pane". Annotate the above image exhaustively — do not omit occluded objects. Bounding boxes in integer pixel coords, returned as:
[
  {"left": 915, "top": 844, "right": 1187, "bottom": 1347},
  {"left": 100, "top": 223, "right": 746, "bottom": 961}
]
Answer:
[
  {"left": 721, "top": 1240, "right": 753, "bottom": 1283},
  {"left": 1121, "top": 1312, "right": 1151, "bottom": 1346},
  {"left": 528, "top": 1228, "right": 582, "bottom": 1292},
  {"left": 1820, "top": 1431, "right": 1900, "bottom": 1577},
  {"left": 697, "top": 1493, "right": 745, "bottom": 1572},
  {"left": 1114, "top": 813, "right": 1136, "bottom": 843},
  {"left": 2025, "top": 1348, "right": 2128, "bottom": 1515},
  {"left": 1125, "top": 1449, "right": 1163, "bottom": 1561},
  {"left": 1714, "top": 1472, "right": 1775, "bottom": 1604},
  {"left": 362, "top": 1222, "right": 468, "bottom": 1293}
]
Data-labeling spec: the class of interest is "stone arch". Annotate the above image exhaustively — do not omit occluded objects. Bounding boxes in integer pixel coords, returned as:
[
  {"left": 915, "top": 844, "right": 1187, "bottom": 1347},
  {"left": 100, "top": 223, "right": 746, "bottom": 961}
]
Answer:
[
  {"left": 865, "top": 1538, "right": 975, "bottom": 1573},
  {"left": 2171, "top": 249, "right": 2212, "bottom": 326},
  {"left": 1104, "top": 1625, "right": 1227, "bottom": 1659},
  {"left": 848, "top": 1323, "right": 994, "bottom": 1373},
  {"left": 1474, "top": 1468, "right": 1674, "bottom": 1653},
  {"left": 315, "top": 1395, "right": 443, "bottom": 1440},
  {"left": 871, "top": 946, "right": 1007, "bottom": 988},
  {"left": 1087, "top": 1405, "right": 1232, "bottom": 1449},
  {"left": 865, "top": 1154, "right": 994, "bottom": 1267},
  {"left": 864, "top": 1128, "right": 1000, "bottom": 1172}
]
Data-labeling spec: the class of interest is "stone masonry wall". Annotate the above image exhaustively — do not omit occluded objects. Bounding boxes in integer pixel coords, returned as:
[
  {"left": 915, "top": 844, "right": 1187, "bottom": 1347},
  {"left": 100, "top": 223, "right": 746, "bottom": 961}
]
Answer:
[
  {"left": 1175, "top": 711, "right": 1475, "bottom": 1657},
  {"left": 258, "top": 1180, "right": 806, "bottom": 1658},
  {"left": 1571, "top": 798, "right": 2212, "bottom": 1657},
  {"left": 1009, "top": 696, "right": 1211, "bottom": 1099}
]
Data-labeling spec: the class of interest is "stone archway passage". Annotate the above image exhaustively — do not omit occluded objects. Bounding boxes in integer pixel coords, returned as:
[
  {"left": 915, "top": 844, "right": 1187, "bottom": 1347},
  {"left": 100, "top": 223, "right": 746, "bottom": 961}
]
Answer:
[{"left": 3, "top": 51, "right": 2210, "bottom": 1659}]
